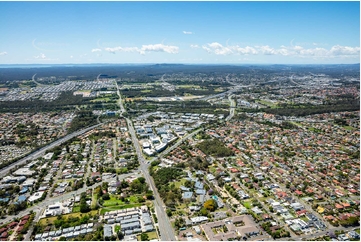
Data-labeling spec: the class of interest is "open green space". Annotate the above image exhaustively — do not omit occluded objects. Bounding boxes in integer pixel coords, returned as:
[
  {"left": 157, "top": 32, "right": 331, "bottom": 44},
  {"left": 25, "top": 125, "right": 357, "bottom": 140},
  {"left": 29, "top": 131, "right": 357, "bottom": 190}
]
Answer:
[
  {"left": 242, "top": 201, "right": 252, "bottom": 209},
  {"left": 257, "top": 99, "right": 278, "bottom": 108},
  {"left": 72, "top": 205, "right": 81, "bottom": 213},
  {"left": 115, "top": 224, "right": 121, "bottom": 233},
  {"left": 100, "top": 203, "right": 143, "bottom": 215},
  {"left": 137, "top": 231, "right": 158, "bottom": 241},
  {"left": 103, "top": 196, "right": 125, "bottom": 207},
  {"left": 38, "top": 210, "right": 99, "bottom": 226},
  {"left": 90, "top": 97, "right": 111, "bottom": 103}
]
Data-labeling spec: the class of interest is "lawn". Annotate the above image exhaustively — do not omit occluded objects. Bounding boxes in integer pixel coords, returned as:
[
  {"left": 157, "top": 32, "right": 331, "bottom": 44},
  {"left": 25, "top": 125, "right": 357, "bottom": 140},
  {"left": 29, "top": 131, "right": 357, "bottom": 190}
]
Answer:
[
  {"left": 129, "top": 196, "right": 139, "bottom": 203},
  {"left": 343, "top": 126, "right": 355, "bottom": 131},
  {"left": 38, "top": 210, "right": 99, "bottom": 226},
  {"left": 100, "top": 203, "right": 143, "bottom": 215},
  {"left": 72, "top": 206, "right": 80, "bottom": 213},
  {"left": 115, "top": 225, "right": 121, "bottom": 233},
  {"left": 103, "top": 196, "right": 125, "bottom": 207},
  {"left": 90, "top": 97, "right": 111, "bottom": 103},
  {"left": 137, "top": 231, "right": 158, "bottom": 240},
  {"left": 243, "top": 201, "right": 252, "bottom": 209},
  {"left": 257, "top": 100, "right": 277, "bottom": 108}
]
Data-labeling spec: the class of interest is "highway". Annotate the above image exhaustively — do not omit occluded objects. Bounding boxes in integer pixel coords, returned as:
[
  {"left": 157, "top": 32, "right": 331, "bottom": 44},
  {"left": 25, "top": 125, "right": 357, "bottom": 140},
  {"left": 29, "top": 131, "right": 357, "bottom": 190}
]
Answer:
[
  {"left": 225, "top": 94, "right": 236, "bottom": 121},
  {"left": 0, "top": 123, "right": 106, "bottom": 178}
]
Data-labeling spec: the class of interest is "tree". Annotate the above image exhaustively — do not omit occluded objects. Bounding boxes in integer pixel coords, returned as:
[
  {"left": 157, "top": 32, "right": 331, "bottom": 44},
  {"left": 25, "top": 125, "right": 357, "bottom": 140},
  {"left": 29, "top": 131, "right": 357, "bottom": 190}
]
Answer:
[
  {"left": 204, "top": 199, "right": 218, "bottom": 212},
  {"left": 102, "top": 193, "right": 110, "bottom": 200},
  {"left": 117, "top": 231, "right": 124, "bottom": 240},
  {"left": 145, "top": 190, "right": 153, "bottom": 200},
  {"left": 138, "top": 177, "right": 146, "bottom": 184},
  {"left": 200, "top": 207, "right": 209, "bottom": 216},
  {"left": 140, "top": 233, "right": 149, "bottom": 241}
]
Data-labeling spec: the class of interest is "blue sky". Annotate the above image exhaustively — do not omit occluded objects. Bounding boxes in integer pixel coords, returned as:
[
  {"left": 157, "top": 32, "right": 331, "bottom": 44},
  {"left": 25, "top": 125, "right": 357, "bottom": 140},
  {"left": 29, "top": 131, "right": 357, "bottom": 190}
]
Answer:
[{"left": 0, "top": 1, "right": 359, "bottom": 64}]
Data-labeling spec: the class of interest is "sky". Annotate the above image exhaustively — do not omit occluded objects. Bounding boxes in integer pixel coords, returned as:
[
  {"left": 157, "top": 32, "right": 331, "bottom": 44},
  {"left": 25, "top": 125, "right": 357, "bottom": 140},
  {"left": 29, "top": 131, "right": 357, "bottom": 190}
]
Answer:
[{"left": 0, "top": 1, "right": 360, "bottom": 64}]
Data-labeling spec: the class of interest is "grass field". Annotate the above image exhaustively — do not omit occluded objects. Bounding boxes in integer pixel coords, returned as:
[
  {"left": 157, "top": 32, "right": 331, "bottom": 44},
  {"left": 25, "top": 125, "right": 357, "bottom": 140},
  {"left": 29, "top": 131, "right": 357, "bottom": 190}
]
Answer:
[
  {"left": 100, "top": 203, "right": 143, "bottom": 215},
  {"left": 115, "top": 225, "right": 121, "bottom": 233},
  {"left": 242, "top": 201, "right": 252, "bottom": 209},
  {"left": 103, "top": 196, "right": 125, "bottom": 207},
  {"left": 343, "top": 126, "right": 355, "bottom": 131},
  {"left": 38, "top": 210, "right": 99, "bottom": 226},
  {"left": 178, "top": 85, "right": 201, "bottom": 89},
  {"left": 137, "top": 231, "right": 158, "bottom": 240},
  {"left": 257, "top": 99, "right": 278, "bottom": 108},
  {"left": 90, "top": 97, "right": 111, "bottom": 103},
  {"left": 72, "top": 206, "right": 80, "bottom": 213}
]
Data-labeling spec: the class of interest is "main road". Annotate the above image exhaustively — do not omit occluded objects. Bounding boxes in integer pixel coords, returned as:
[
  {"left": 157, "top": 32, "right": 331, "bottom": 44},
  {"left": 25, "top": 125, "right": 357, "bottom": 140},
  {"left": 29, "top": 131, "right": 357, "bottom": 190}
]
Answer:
[{"left": 115, "top": 80, "right": 177, "bottom": 241}]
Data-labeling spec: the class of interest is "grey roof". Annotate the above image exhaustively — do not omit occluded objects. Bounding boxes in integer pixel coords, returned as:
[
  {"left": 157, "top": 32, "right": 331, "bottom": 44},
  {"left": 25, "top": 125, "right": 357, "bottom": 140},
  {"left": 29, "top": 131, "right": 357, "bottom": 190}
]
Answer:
[
  {"left": 144, "top": 225, "right": 154, "bottom": 232},
  {"left": 182, "top": 191, "right": 193, "bottom": 199},
  {"left": 104, "top": 225, "right": 113, "bottom": 238},
  {"left": 121, "top": 217, "right": 139, "bottom": 225},
  {"left": 195, "top": 189, "right": 206, "bottom": 195},
  {"left": 107, "top": 219, "right": 115, "bottom": 224},
  {"left": 143, "top": 217, "right": 152, "bottom": 225},
  {"left": 121, "top": 222, "right": 141, "bottom": 231}
]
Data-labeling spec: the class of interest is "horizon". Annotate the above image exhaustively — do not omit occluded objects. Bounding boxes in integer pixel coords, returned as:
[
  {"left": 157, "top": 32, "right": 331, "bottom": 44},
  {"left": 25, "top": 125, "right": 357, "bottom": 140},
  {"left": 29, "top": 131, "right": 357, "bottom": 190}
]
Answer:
[{"left": 1, "top": 1, "right": 360, "bottom": 65}]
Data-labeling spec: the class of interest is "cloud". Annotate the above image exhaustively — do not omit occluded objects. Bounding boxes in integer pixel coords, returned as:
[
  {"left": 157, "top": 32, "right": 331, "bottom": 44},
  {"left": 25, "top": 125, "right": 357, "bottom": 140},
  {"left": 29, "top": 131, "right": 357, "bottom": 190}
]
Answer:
[
  {"left": 190, "top": 44, "right": 199, "bottom": 49},
  {"left": 91, "top": 48, "right": 102, "bottom": 52},
  {"left": 140, "top": 44, "right": 179, "bottom": 54},
  {"left": 183, "top": 31, "right": 193, "bottom": 35},
  {"left": 203, "top": 42, "right": 257, "bottom": 55},
  {"left": 104, "top": 43, "right": 179, "bottom": 55},
  {"left": 232, "top": 46, "right": 258, "bottom": 55},
  {"left": 201, "top": 42, "right": 360, "bottom": 58},
  {"left": 34, "top": 53, "right": 47, "bottom": 59},
  {"left": 70, "top": 56, "right": 73, "bottom": 59},
  {"left": 203, "top": 42, "right": 233, "bottom": 55},
  {"left": 32, "top": 53, "right": 58, "bottom": 61},
  {"left": 0, "top": 52, "right": 7, "bottom": 56},
  {"left": 329, "top": 45, "right": 360, "bottom": 56}
]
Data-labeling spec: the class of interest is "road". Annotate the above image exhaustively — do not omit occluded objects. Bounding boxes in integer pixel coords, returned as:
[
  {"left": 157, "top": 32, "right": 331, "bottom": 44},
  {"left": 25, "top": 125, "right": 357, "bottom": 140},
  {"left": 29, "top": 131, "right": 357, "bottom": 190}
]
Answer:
[
  {"left": 0, "top": 123, "right": 106, "bottom": 178},
  {"left": 225, "top": 94, "right": 236, "bottom": 121},
  {"left": 115, "top": 80, "right": 177, "bottom": 241}
]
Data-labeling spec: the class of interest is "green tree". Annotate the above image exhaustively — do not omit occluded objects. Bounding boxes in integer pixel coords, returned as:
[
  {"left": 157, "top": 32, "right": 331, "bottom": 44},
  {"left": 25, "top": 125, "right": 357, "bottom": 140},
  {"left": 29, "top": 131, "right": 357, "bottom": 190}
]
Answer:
[{"left": 140, "top": 233, "right": 149, "bottom": 241}]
